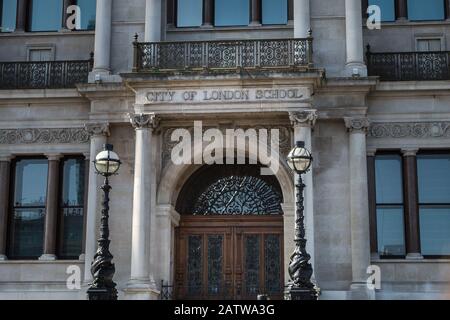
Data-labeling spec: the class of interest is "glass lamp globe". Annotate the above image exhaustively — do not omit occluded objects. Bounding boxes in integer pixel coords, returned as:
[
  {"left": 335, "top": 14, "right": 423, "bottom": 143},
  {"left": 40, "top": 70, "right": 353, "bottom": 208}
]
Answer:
[
  {"left": 94, "top": 144, "right": 121, "bottom": 176},
  {"left": 287, "top": 141, "right": 312, "bottom": 174}
]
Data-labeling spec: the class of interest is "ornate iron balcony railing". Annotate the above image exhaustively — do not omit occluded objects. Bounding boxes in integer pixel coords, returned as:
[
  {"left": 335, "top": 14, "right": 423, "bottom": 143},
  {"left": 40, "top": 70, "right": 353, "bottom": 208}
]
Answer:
[
  {"left": 0, "top": 54, "right": 93, "bottom": 89},
  {"left": 133, "top": 36, "right": 313, "bottom": 73},
  {"left": 366, "top": 45, "right": 450, "bottom": 81}
]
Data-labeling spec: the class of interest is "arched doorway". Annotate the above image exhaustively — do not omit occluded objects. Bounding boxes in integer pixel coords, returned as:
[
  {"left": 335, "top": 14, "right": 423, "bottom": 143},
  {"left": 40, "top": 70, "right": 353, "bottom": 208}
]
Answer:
[{"left": 174, "top": 164, "right": 284, "bottom": 300}]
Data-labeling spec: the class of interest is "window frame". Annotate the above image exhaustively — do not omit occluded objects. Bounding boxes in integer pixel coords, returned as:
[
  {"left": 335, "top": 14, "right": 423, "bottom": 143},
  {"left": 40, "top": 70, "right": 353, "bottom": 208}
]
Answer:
[
  {"left": 6, "top": 156, "right": 48, "bottom": 260},
  {"left": 57, "top": 155, "right": 87, "bottom": 260}
]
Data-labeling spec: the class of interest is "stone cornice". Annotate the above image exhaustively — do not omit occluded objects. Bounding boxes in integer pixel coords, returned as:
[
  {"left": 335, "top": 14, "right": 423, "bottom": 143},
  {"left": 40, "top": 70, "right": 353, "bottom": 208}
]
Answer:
[
  {"left": 84, "top": 122, "right": 110, "bottom": 137},
  {"left": 344, "top": 117, "right": 370, "bottom": 133},
  {"left": 369, "top": 122, "right": 450, "bottom": 139},
  {"left": 0, "top": 128, "right": 90, "bottom": 145},
  {"left": 129, "top": 113, "right": 160, "bottom": 131},
  {"left": 289, "top": 110, "right": 318, "bottom": 128}
]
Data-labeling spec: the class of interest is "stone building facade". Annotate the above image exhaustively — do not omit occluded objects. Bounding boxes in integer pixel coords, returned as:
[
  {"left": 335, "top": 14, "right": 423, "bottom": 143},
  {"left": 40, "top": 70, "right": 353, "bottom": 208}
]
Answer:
[{"left": 0, "top": 0, "right": 450, "bottom": 300}]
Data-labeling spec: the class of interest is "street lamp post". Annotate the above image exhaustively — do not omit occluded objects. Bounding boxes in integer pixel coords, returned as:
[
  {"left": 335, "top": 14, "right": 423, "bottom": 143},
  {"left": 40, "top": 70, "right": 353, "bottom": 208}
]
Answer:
[
  {"left": 285, "top": 141, "right": 319, "bottom": 300},
  {"left": 87, "top": 144, "right": 121, "bottom": 300}
]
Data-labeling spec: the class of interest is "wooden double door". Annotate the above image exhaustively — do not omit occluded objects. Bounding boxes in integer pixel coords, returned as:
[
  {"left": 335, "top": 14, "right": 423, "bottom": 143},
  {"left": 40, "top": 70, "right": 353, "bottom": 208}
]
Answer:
[{"left": 174, "top": 215, "right": 284, "bottom": 300}]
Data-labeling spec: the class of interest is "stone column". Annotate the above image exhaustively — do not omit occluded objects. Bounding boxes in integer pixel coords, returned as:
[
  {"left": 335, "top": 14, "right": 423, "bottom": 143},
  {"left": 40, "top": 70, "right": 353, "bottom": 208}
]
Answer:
[
  {"left": 0, "top": 155, "right": 12, "bottom": 261},
  {"left": 294, "top": 0, "right": 311, "bottom": 38},
  {"left": 345, "top": 0, "right": 367, "bottom": 77},
  {"left": 202, "top": 0, "right": 213, "bottom": 27},
  {"left": 125, "top": 113, "right": 160, "bottom": 300},
  {"left": 15, "top": 0, "right": 27, "bottom": 32},
  {"left": 39, "top": 154, "right": 62, "bottom": 261},
  {"left": 145, "top": 0, "right": 162, "bottom": 42},
  {"left": 402, "top": 149, "right": 423, "bottom": 260},
  {"left": 289, "top": 110, "right": 317, "bottom": 278},
  {"left": 93, "top": 0, "right": 112, "bottom": 74},
  {"left": 250, "top": 0, "right": 262, "bottom": 26},
  {"left": 344, "top": 117, "right": 372, "bottom": 299},
  {"left": 396, "top": 0, "right": 408, "bottom": 20},
  {"left": 83, "top": 123, "right": 110, "bottom": 282}
]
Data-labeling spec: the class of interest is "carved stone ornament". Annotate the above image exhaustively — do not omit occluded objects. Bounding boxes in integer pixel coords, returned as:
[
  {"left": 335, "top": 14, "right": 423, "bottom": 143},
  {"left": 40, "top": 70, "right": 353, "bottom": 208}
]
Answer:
[
  {"left": 369, "top": 122, "right": 450, "bottom": 139},
  {"left": 85, "top": 123, "right": 110, "bottom": 137},
  {"left": 0, "top": 128, "right": 90, "bottom": 145},
  {"left": 129, "top": 113, "right": 160, "bottom": 131},
  {"left": 344, "top": 117, "right": 370, "bottom": 133},
  {"left": 289, "top": 110, "right": 318, "bottom": 128}
]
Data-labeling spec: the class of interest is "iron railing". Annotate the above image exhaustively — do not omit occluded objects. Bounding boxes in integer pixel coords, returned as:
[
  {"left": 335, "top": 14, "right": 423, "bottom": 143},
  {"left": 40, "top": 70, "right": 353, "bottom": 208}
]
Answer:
[
  {"left": 366, "top": 45, "right": 450, "bottom": 81},
  {"left": 0, "top": 54, "right": 93, "bottom": 89},
  {"left": 133, "top": 36, "right": 313, "bottom": 73}
]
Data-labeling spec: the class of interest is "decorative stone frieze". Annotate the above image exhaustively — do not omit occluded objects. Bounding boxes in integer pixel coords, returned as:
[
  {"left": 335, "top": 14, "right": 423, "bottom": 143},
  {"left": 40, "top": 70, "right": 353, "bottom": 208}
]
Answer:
[
  {"left": 0, "top": 128, "right": 90, "bottom": 145},
  {"left": 369, "top": 122, "right": 450, "bottom": 139}
]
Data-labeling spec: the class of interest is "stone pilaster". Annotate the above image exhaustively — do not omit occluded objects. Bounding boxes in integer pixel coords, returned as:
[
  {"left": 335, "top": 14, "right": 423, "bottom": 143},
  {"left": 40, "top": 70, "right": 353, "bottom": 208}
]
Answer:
[
  {"left": 344, "top": 117, "right": 373, "bottom": 299},
  {"left": 293, "top": 0, "right": 311, "bottom": 38},
  {"left": 125, "top": 113, "right": 160, "bottom": 300},
  {"left": 0, "top": 155, "right": 12, "bottom": 261},
  {"left": 83, "top": 123, "right": 110, "bottom": 282},
  {"left": 288, "top": 110, "right": 317, "bottom": 279},
  {"left": 39, "top": 154, "right": 63, "bottom": 261},
  {"left": 145, "top": 0, "right": 162, "bottom": 42},
  {"left": 345, "top": 0, "right": 367, "bottom": 77}
]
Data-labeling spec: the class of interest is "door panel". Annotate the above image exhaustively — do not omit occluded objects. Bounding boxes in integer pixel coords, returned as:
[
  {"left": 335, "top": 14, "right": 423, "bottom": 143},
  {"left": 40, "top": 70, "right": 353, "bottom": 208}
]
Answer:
[{"left": 175, "top": 216, "right": 283, "bottom": 300}]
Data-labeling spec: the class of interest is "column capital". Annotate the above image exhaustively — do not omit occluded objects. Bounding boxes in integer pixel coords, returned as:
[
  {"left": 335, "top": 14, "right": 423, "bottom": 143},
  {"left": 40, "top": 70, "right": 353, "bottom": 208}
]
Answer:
[
  {"left": 0, "top": 154, "right": 14, "bottom": 162},
  {"left": 289, "top": 110, "right": 318, "bottom": 128},
  {"left": 401, "top": 148, "right": 419, "bottom": 157},
  {"left": 129, "top": 113, "right": 160, "bottom": 131},
  {"left": 366, "top": 148, "right": 377, "bottom": 157},
  {"left": 45, "top": 154, "right": 63, "bottom": 161},
  {"left": 344, "top": 117, "right": 370, "bottom": 134},
  {"left": 85, "top": 122, "right": 110, "bottom": 137}
]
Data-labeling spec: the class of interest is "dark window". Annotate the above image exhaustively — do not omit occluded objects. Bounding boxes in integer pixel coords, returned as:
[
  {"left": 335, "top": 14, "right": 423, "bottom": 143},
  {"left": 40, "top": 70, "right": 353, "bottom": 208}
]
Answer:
[
  {"left": 262, "top": 0, "right": 287, "bottom": 25},
  {"left": 8, "top": 158, "right": 48, "bottom": 259},
  {"left": 0, "top": 0, "right": 17, "bottom": 32},
  {"left": 177, "top": 0, "right": 202, "bottom": 27},
  {"left": 76, "top": 0, "right": 96, "bottom": 30},
  {"left": 29, "top": 0, "right": 63, "bottom": 32},
  {"left": 375, "top": 154, "right": 406, "bottom": 257},
  {"left": 214, "top": 0, "right": 249, "bottom": 26},
  {"left": 368, "top": 0, "right": 395, "bottom": 22},
  {"left": 58, "top": 157, "right": 85, "bottom": 259},
  {"left": 407, "top": 0, "right": 445, "bottom": 21},
  {"left": 417, "top": 154, "right": 450, "bottom": 257}
]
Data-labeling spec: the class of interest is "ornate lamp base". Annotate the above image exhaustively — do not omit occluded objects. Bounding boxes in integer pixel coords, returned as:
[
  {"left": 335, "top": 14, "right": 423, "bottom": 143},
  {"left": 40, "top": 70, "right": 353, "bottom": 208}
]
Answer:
[
  {"left": 87, "top": 287, "right": 118, "bottom": 300},
  {"left": 284, "top": 284, "right": 319, "bottom": 301}
]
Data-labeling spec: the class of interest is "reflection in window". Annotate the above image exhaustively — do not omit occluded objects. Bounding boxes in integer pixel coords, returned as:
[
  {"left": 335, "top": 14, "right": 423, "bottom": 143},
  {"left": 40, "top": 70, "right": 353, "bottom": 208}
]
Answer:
[
  {"left": 375, "top": 155, "right": 406, "bottom": 257},
  {"left": 262, "top": 0, "right": 287, "bottom": 25},
  {"left": 407, "top": 0, "right": 445, "bottom": 21},
  {"left": 0, "top": 0, "right": 17, "bottom": 32},
  {"left": 177, "top": 0, "right": 202, "bottom": 27},
  {"left": 9, "top": 159, "right": 48, "bottom": 259},
  {"left": 418, "top": 154, "right": 450, "bottom": 256},
  {"left": 77, "top": 0, "right": 96, "bottom": 30},
  {"left": 59, "top": 158, "right": 85, "bottom": 259},
  {"left": 30, "top": 0, "right": 63, "bottom": 32},
  {"left": 368, "top": 0, "right": 395, "bottom": 22},
  {"left": 215, "top": 0, "right": 249, "bottom": 27}
]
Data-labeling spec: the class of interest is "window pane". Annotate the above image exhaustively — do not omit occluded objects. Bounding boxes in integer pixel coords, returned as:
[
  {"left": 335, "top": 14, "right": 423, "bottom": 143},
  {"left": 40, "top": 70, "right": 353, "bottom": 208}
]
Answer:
[
  {"left": 207, "top": 235, "right": 223, "bottom": 295},
  {"left": 420, "top": 207, "right": 450, "bottom": 256},
  {"left": 215, "top": 0, "right": 249, "bottom": 26},
  {"left": 0, "top": 0, "right": 17, "bottom": 32},
  {"left": 14, "top": 159, "right": 48, "bottom": 206},
  {"left": 177, "top": 0, "right": 202, "bottom": 27},
  {"left": 10, "top": 208, "right": 45, "bottom": 258},
  {"left": 77, "top": 0, "right": 96, "bottom": 30},
  {"left": 417, "top": 154, "right": 450, "bottom": 204},
  {"left": 62, "top": 158, "right": 85, "bottom": 206},
  {"left": 30, "top": 0, "right": 63, "bottom": 31},
  {"left": 375, "top": 155, "right": 403, "bottom": 204},
  {"left": 262, "top": 0, "right": 287, "bottom": 25},
  {"left": 368, "top": 0, "right": 395, "bottom": 22},
  {"left": 407, "top": 0, "right": 445, "bottom": 21},
  {"left": 377, "top": 206, "right": 406, "bottom": 256}
]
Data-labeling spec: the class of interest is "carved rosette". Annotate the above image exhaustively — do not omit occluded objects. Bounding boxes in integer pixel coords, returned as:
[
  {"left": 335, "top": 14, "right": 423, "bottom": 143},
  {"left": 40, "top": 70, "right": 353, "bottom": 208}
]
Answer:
[
  {"left": 129, "top": 113, "right": 160, "bottom": 131},
  {"left": 84, "top": 123, "right": 110, "bottom": 137},
  {"left": 344, "top": 117, "right": 370, "bottom": 134},
  {"left": 289, "top": 110, "right": 318, "bottom": 128},
  {"left": 0, "top": 128, "right": 90, "bottom": 145}
]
